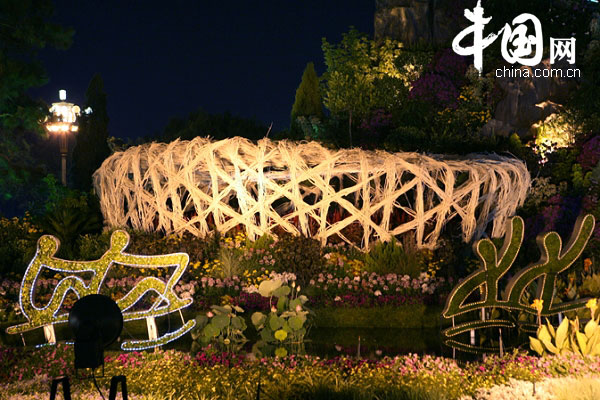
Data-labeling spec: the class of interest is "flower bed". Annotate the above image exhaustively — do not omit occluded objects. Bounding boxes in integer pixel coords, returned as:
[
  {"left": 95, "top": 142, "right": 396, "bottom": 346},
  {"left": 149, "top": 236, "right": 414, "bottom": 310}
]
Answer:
[
  {"left": 2, "top": 344, "right": 600, "bottom": 399},
  {"left": 0, "top": 270, "right": 446, "bottom": 324}
]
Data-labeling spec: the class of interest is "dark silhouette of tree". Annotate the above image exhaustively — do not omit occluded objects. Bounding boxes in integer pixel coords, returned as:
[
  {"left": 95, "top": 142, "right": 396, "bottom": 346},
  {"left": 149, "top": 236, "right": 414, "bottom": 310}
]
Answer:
[
  {"left": 0, "top": 0, "right": 73, "bottom": 216},
  {"left": 0, "top": 0, "right": 73, "bottom": 132},
  {"left": 72, "top": 74, "right": 111, "bottom": 191},
  {"left": 159, "top": 108, "right": 268, "bottom": 142}
]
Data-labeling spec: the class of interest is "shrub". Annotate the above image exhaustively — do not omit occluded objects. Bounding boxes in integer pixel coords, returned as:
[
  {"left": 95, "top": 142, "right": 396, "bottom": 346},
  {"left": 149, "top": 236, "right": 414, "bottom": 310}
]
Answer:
[
  {"left": 0, "top": 215, "right": 40, "bottom": 277},
  {"left": 127, "top": 231, "right": 221, "bottom": 274},
  {"left": 212, "top": 246, "right": 243, "bottom": 279},
  {"left": 77, "top": 231, "right": 112, "bottom": 260},
  {"left": 383, "top": 126, "right": 427, "bottom": 152},
  {"left": 363, "top": 238, "right": 422, "bottom": 277},
  {"left": 578, "top": 135, "right": 600, "bottom": 171},
  {"left": 36, "top": 192, "right": 103, "bottom": 259},
  {"left": 580, "top": 273, "right": 600, "bottom": 298},
  {"left": 409, "top": 73, "right": 459, "bottom": 109},
  {"left": 272, "top": 234, "right": 325, "bottom": 287}
]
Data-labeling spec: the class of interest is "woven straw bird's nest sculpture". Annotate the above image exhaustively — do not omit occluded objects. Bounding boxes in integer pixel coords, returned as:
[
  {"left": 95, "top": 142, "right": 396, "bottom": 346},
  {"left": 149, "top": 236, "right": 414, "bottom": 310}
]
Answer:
[{"left": 93, "top": 137, "right": 530, "bottom": 250}]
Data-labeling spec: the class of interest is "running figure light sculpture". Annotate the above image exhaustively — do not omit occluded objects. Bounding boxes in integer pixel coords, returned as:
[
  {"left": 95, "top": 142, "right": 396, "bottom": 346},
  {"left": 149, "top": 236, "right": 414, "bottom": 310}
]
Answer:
[{"left": 6, "top": 230, "right": 195, "bottom": 350}]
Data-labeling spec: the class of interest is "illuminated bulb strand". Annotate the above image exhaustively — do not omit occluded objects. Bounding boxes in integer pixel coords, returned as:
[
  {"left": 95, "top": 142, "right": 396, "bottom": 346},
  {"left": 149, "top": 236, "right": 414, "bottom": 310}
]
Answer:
[
  {"left": 7, "top": 230, "right": 194, "bottom": 352},
  {"left": 121, "top": 320, "right": 196, "bottom": 351}
]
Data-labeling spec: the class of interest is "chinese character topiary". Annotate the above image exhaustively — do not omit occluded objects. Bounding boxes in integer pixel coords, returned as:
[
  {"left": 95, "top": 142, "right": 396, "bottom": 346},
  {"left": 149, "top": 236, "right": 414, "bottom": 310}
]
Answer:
[{"left": 443, "top": 214, "right": 595, "bottom": 353}]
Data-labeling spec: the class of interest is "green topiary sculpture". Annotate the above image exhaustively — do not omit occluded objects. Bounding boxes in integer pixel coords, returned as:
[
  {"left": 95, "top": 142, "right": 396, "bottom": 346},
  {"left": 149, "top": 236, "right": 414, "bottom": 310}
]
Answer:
[{"left": 443, "top": 214, "right": 595, "bottom": 353}]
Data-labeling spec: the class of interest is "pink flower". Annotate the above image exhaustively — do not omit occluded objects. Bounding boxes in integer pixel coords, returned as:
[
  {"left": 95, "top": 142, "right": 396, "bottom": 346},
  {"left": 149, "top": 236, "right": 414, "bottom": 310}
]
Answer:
[{"left": 207, "top": 311, "right": 214, "bottom": 318}]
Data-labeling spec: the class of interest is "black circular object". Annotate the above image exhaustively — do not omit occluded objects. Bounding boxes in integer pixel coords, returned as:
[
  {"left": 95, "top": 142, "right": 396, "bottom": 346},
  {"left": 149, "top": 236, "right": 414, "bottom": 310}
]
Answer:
[{"left": 69, "top": 294, "right": 123, "bottom": 347}]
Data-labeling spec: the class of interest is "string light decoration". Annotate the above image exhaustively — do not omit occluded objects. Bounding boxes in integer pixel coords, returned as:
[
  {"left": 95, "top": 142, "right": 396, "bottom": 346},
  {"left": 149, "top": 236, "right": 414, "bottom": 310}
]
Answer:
[
  {"left": 6, "top": 230, "right": 195, "bottom": 350},
  {"left": 442, "top": 214, "right": 595, "bottom": 353},
  {"left": 93, "top": 137, "right": 530, "bottom": 249}
]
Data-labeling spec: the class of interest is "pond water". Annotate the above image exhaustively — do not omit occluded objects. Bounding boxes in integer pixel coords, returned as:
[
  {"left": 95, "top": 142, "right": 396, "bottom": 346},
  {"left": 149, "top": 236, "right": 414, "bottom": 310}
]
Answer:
[
  {"left": 159, "top": 325, "right": 531, "bottom": 361},
  {"left": 7, "top": 318, "right": 531, "bottom": 361},
  {"left": 304, "top": 327, "right": 444, "bottom": 358},
  {"left": 159, "top": 327, "right": 445, "bottom": 358}
]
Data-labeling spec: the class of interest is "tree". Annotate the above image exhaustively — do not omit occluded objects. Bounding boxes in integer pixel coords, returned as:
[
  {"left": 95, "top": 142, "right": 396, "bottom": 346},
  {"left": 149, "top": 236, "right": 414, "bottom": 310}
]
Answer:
[
  {"left": 321, "top": 28, "right": 404, "bottom": 145},
  {"left": 0, "top": 0, "right": 73, "bottom": 132},
  {"left": 0, "top": 0, "right": 73, "bottom": 216},
  {"left": 159, "top": 108, "right": 268, "bottom": 142},
  {"left": 291, "top": 62, "right": 323, "bottom": 121},
  {"left": 72, "top": 74, "right": 111, "bottom": 191}
]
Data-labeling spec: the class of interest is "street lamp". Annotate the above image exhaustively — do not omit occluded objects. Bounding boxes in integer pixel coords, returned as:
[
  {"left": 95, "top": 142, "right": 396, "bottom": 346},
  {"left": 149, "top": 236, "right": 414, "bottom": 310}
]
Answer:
[{"left": 46, "top": 90, "right": 80, "bottom": 186}]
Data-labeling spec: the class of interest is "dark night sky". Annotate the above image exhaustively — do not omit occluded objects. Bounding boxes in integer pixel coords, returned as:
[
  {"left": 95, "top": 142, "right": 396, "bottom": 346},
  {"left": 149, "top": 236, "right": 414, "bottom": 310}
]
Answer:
[{"left": 31, "top": 1, "right": 375, "bottom": 140}]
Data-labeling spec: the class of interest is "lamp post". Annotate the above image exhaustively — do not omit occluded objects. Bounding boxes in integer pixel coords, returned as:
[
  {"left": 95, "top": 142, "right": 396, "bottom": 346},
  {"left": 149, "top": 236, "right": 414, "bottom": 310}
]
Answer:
[{"left": 46, "top": 90, "right": 80, "bottom": 186}]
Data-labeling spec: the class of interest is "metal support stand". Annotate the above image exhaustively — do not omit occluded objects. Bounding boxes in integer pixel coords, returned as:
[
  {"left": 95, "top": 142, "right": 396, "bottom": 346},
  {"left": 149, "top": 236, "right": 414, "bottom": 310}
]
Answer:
[
  {"left": 43, "top": 324, "right": 57, "bottom": 345},
  {"left": 146, "top": 316, "right": 158, "bottom": 352},
  {"left": 451, "top": 316, "right": 456, "bottom": 359},
  {"left": 109, "top": 375, "right": 128, "bottom": 400},
  {"left": 50, "top": 376, "right": 72, "bottom": 400},
  {"left": 146, "top": 316, "right": 158, "bottom": 341},
  {"left": 59, "top": 133, "right": 68, "bottom": 186},
  {"left": 178, "top": 308, "right": 186, "bottom": 324}
]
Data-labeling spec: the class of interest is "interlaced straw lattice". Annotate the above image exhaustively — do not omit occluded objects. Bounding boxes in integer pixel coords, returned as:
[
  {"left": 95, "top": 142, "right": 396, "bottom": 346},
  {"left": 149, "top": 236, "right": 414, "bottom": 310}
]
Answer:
[{"left": 93, "top": 137, "right": 530, "bottom": 250}]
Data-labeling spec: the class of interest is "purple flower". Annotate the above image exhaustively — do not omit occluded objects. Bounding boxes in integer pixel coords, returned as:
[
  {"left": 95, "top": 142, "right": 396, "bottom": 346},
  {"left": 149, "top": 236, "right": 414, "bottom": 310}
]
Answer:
[
  {"left": 409, "top": 73, "right": 459, "bottom": 109},
  {"left": 407, "top": 48, "right": 468, "bottom": 109},
  {"left": 578, "top": 135, "right": 600, "bottom": 171},
  {"left": 432, "top": 49, "right": 469, "bottom": 82}
]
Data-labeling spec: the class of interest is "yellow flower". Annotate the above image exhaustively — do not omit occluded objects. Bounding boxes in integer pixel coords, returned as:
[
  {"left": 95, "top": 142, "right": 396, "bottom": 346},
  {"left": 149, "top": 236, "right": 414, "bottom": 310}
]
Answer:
[
  {"left": 221, "top": 295, "right": 233, "bottom": 305},
  {"left": 586, "top": 298, "right": 598, "bottom": 317},
  {"left": 531, "top": 299, "right": 544, "bottom": 313}
]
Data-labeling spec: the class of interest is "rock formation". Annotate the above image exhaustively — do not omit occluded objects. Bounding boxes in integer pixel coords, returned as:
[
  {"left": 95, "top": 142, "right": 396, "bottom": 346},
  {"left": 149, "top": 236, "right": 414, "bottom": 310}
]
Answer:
[
  {"left": 483, "top": 59, "right": 578, "bottom": 138},
  {"left": 374, "top": 0, "right": 459, "bottom": 46}
]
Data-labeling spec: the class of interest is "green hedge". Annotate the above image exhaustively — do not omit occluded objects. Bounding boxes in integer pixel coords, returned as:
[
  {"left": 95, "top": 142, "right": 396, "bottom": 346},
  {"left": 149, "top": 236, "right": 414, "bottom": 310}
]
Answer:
[{"left": 312, "top": 305, "right": 444, "bottom": 329}]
